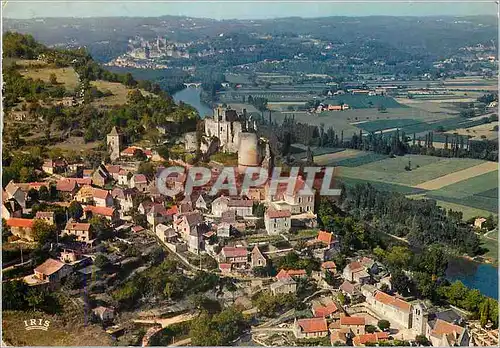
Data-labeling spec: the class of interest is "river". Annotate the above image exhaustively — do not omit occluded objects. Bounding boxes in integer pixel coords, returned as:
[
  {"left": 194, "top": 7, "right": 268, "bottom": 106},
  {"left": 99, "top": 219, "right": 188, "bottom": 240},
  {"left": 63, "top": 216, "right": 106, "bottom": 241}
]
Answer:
[
  {"left": 446, "top": 257, "right": 498, "bottom": 299},
  {"left": 172, "top": 86, "right": 213, "bottom": 118}
]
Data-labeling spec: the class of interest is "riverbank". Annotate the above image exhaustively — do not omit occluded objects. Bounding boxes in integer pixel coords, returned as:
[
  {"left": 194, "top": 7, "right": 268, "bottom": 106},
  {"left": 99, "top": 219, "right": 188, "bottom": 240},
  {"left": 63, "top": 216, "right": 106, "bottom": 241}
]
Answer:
[{"left": 172, "top": 86, "right": 213, "bottom": 118}]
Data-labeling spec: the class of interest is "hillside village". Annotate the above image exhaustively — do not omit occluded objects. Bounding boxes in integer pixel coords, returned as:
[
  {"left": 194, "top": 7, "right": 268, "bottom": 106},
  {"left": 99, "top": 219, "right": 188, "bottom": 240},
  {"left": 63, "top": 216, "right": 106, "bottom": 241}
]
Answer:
[
  {"left": 2, "top": 33, "right": 499, "bottom": 347},
  {"left": 3, "top": 104, "right": 499, "bottom": 347}
]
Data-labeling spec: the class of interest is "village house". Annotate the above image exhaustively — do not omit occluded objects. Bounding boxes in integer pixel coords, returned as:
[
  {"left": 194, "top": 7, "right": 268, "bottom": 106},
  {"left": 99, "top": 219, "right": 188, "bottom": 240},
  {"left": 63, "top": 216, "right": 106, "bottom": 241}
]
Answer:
[
  {"left": 339, "top": 280, "right": 361, "bottom": 299},
  {"left": 60, "top": 249, "right": 83, "bottom": 263},
  {"left": 35, "top": 211, "right": 55, "bottom": 224},
  {"left": 7, "top": 218, "right": 35, "bottom": 241},
  {"left": 265, "top": 178, "right": 315, "bottom": 215},
  {"left": 474, "top": 217, "right": 487, "bottom": 229},
  {"left": 130, "top": 174, "right": 148, "bottom": 192},
  {"left": 5, "top": 181, "right": 27, "bottom": 208},
  {"left": 174, "top": 211, "right": 206, "bottom": 254},
  {"left": 270, "top": 276, "right": 297, "bottom": 295},
  {"left": 321, "top": 261, "right": 337, "bottom": 275},
  {"left": 339, "top": 315, "right": 366, "bottom": 335},
  {"left": 312, "top": 299, "right": 338, "bottom": 319},
  {"left": 155, "top": 223, "right": 177, "bottom": 243},
  {"left": 250, "top": 246, "right": 267, "bottom": 268},
  {"left": 92, "top": 188, "right": 114, "bottom": 207},
  {"left": 180, "top": 192, "right": 208, "bottom": 211},
  {"left": 25, "top": 258, "right": 72, "bottom": 288},
  {"left": 92, "top": 164, "right": 112, "bottom": 187},
  {"left": 276, "top": 268, "right": 307, "bottom": 280},
  {"left": 218, "top": 246, "right": 248, "bottom": 270},
  {"left": 364, "top": 289, "right": 412, "bottom": 329},
  {"left": 93, "top": 306, "right": 115, "bottom": 323},
  {"left": 84, "top": 205, "right": 118, "bottom": 222},
  {"left": 56, "top": 179, "right": 79, "bottom": 198},
  {"left": 2, "top": 197, "right": 22, "bottom": 219},
  {"left": 111, "top": 187, "right": 135, "bottom": 217},
  {"left": 211, "top": 196, "right": 230, "bottom": 217},
  {"left": 352, "top": 332, "right": 390, "bottom": 346},
  {"left": 315, "top": 230, "right": 338, "bottom": 250},
  {"left": 227, "top": 199, "right": 253, "bottom": 217},
  {"left": 343, "top": 261, "right": 370, "bottom": 284},
  {"left": 428, "top": 319, "right": 470, "bottom": 346},
  {"left": 293, "top": 318, "right": 329, "bottom": 339},
  {"left": 117, "top": 169, "right": 130, "bottom": 186},
  {"left": 62, "top": 222, "right": 94, "bottom": 243},
  {"left": 264, "top": 209, "right": 291, "bottom": 235},
  {"left": 42, "top": 159, "right": 67, "bottom": 174},
  {"left": 105, "top": 165, "right": 122, "bottom": 181}
]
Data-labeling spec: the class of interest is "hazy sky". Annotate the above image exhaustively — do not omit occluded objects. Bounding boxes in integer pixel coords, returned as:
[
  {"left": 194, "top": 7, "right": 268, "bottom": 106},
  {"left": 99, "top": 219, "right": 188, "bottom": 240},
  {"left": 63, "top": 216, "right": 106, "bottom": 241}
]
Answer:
[{"left": 3, "top": 0, "right": 497, "bottom": 19}]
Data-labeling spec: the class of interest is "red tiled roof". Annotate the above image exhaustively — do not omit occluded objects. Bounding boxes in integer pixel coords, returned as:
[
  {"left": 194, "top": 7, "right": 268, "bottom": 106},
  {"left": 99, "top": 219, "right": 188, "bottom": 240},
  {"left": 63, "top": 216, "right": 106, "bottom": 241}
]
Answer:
[
  {"left": 296, "top": 318, "right": 328, "bottom": 333},
  {"left": 7, "top": 218, "right": 34, "bottom": 228},
  {"left": 105, "top": 165, "right": 121, "bottom": 174},
  {"left": 35, "top": 211, "right": 54, "bottom": 219},
  {"left": 227, "top": 199, "right": 253, "bottom": 207},
  {"left": 313, "top": 303, "right": 338, "bottom": 317},
  {"left": 133, "top": 174, "right": 147, "bottom": 183},
  {"left": 219, "top": 263, "right": 231, "bottom": 271},
  {"left": 286, "top": 269, "right": 306, "bottom": 276},
  {"left": 354, "top": 332, "right": 390, "bottom": 345},
  {"left": 56, "top": 179, "right": 77, "bottom": 192},
  {"left": 348, "top": 261, "right": 364, "bottom": 272},
  {"left": 340, "top": 280, "right": 357, "bottom": 295},
  {"left": 93, "top": 188, "right": 110, "bottom": 200},
  {"left": 374, "top": 291, "right": 411, "bottom": 312},
  {"left": 121, "top": 146, "right": 139, "bottom": 155},
  {"left": 132, "top": 226, "right": 145, "bottom": 232},
  {"left": 84, "top": 205, "right": 115, "bottom": 217},
  {"left": 276, "top": 269, "right": 292, "bottom": 280},
  {"left": 166, "top": 205, "right": 178, "bottom": 216},
  {"left": 221, "top": 246, "right": 248, "bottom": 258},
  {"left": 431, "top": 319, "right": 464, "bottom": 337},
  {"left": 321, "top": 261, "right": 337, "bottom": 270},
  {"left": 266, "top": 209, "right": 291, "bottom": 218},
  {"left": 65, "top": 222, "right": 91, "bottom": 232},
  {"left": 317, "top": 230, "right": 334, "bottom": 245},
  {"left": 340, "top": 316, "right": 365, "bottom": 326},
  {"left": 34, "top": 258, "right": 66, "bottom": 276}
]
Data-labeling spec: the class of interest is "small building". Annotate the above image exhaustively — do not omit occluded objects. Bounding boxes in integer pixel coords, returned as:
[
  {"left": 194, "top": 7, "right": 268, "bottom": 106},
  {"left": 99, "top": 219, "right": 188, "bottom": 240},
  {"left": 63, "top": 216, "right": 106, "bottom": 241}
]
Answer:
[
  {"left": 365, "top": 290, "right": 412, "bottom": 329},
  {"left": 84, "top": 205, "right": 118, "bottom": 222},
  {"left": 353, "top": 332, "right": 390, "bottom": 346},
  {"left": 56, "top": 179, "right": 79, "bottom": 198},
  {"left": 92, "top": 188, "right": 114, "bottom": 207},
  {"left": 155, "top": 223, "right": 177, "bottom": 243},
  {"left": 32, "top": 258, "right": 72, "bottom": 287},
  {"left": 227, "top": 199, "right": 253, "bottom": 217},
  {"left": 62, "top": 222, "right": 93, "bottom": 243},
  {"left": 270, "top": 277, "right": 297, "bottom": 295},
  {"left": 343, "top": 261, "right": 370, "bottom": 284},
  {"left": 339, "top": 315, "right": 366, "bottom": 335},
  {"left": 474, "top": 217, "right": 487, "bottom": 229},
  {"left": 2, "top": 198, "right": 22, "bottom": 219},
  {"left": 7, "top": 218, "right": 35, "bottom": 241},
  {"left": 35, "top": 211, "right": 55, "bottom": 225},
  {"left": 130, "top": 174, "right": 148, "bottom": 192},
  {"left": 340, "top": 280, "right": 360, "bottom": 298},
  {"left": 250, "top": 246, "right": 267, "bottom": 269},
  {"left": 117, "top": 169, "right": 130, "bottom": 186},
  {"left": 264, "top": 209, "right": 291, "bottom": 235},
  {"left": 93, "top": 306, "right": 115, "bottom": 323},
  {"left": 42, "top": 159, "right": 67, "bottom": 174},
  {"left": 293, "top": 317, "right": 329, "bottom": 339},
  {"left": 92, "top": 164, "right": 112, "bottom": 187},
  {"left": 312, "top": 300, "right": 338, "bottom": 318},
  {"left": 218, "top": 246, "right": 248, "bottom": 270},
  {"left": 428, "top": 319, "right": 469, "bottom": 346}
]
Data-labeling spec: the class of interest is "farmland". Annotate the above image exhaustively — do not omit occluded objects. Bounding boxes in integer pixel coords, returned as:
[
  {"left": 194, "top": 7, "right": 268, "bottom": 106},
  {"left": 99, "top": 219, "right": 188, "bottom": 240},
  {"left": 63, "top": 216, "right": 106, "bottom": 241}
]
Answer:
[
  {"left": 90, "top": 80, "right": 154, "bottom": 107},
  {"left": 332, "top": 152, "right": 498, "bottom": 218}
]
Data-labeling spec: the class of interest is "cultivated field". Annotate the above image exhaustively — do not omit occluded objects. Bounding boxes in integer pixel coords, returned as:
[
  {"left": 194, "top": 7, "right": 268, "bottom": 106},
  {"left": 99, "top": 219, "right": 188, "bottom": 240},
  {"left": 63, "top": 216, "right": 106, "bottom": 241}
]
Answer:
[
  {"left": 21, "top": 66, "right": 80, "bottom": 90},
  {"left": 445, "top": 122, "right": 498, "bottom": 141},
  {"left": 339, "top": 156, "right": 485, "bottom": 187},
  {"left": 414, "top": 162, "right": 499, "bottom": 190},
  {"left": 314, "top": 149, "right": 366, "bottom": 165}
]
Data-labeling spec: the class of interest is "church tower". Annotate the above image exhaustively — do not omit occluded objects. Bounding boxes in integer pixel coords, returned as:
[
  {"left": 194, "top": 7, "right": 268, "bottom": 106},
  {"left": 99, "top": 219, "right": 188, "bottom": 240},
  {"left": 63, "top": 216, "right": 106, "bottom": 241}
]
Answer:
[{"left": 107, "top": 126, "right": 121, "bottom": 162}]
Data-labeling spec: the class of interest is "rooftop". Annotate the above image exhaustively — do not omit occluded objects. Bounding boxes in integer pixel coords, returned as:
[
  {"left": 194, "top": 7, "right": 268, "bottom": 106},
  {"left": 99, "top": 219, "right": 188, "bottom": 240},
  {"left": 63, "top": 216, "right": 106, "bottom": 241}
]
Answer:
[{"left": 296, "top": 318, "right": 328, "bottom": 333}]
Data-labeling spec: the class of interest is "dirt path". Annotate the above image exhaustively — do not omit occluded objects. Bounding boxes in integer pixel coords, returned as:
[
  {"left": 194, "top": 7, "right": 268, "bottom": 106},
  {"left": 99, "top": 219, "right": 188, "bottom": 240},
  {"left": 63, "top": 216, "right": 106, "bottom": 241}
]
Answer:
[
  {"left": 414, "top": 161, "right": 498, "bottom": 190},
  {"left": 134, "top": 312, "right": 196, "bottom": 328}
]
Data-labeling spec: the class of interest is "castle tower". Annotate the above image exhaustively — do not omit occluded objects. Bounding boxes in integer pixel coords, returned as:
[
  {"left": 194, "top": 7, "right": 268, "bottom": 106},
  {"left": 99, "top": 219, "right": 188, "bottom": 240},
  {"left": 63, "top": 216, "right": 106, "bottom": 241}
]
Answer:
[{"left": 107, "top": 126, "right": 121, "bottom": 162}]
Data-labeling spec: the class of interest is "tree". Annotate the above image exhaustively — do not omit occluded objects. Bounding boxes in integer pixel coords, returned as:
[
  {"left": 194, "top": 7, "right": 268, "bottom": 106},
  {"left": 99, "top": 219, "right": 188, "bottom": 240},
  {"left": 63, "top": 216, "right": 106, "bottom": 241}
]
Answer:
[
  {"left": 378, "top": 319, "right": 390, "bottom": 331},
  {"left": 385, "top": 246, "right": 412, "bottom": 270},
  {"left": 415, "top": 335, "right": 431, "bottom": 346},
  {"left": 38, "top": 185, "right": 49, "bottom": 201},
  {"left": 366, "top": 325, "right": 377, "bottom": 333},
  {"left": 27, "top": 188, "right": 39, "bottom": 203},
  {"left": 68, "top": 201, "right": 83, "bottom": 220},
  {"left": 26, "top": 288, "right": 46, "bottom": 311},
  {"left": 90, "top": 216, "right": 113, "bottom": 240},
  {"left": 94, "top": 253, "right": 111, "bottom": 269},
  {"left": 32, "top": 219, "right": 56, "bottom": 245}
]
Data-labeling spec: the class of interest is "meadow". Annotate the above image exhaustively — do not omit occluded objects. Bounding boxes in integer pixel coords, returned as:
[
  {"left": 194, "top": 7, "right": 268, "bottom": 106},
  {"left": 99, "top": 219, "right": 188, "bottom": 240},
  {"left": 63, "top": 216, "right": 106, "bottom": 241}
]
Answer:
[
  {"left": 323, "top": 95, "right": 405, "bottom": 109},
  {"left": 21, "top": 66, "right": 80, "bottom": 91},
  {"left": 90, "top": 80, "right": 154, "bottom": 107}
]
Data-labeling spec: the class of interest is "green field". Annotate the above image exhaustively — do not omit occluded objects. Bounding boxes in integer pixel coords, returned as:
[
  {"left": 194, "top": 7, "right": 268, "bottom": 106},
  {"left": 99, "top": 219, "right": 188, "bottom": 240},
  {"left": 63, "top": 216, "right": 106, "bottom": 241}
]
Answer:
[
  {"left": 338, "top": 177, "right": 427, "bottom": 195},
  {"left": 324, "top": 95, "right": 406, "bottom": 109},
  {"left": 479, "top": 233, "right": 498, "bottom": 264},
  {"left": 339, "top": 156, "right": 485, "bottom": 186},
  {"left": 334, "top": 153, "right": 388, "bottom": 167}
]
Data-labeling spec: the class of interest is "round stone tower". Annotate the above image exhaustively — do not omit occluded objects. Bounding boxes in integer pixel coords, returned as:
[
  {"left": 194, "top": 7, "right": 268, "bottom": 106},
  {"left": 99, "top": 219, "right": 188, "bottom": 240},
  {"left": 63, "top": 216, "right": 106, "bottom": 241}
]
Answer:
[{"left": 238, "top": 132, "right": 259, "bottom": 174}]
